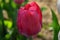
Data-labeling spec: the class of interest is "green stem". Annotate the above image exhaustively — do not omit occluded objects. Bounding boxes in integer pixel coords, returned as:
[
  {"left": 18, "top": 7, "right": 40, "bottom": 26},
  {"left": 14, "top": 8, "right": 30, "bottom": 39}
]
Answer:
[
  {"left": 53, "top": 30, "right": 59, "bottom": 40},
  {"left": 18, "top": 35, "right": 27, "bottom": 40},
  {"left": 29, "top": 36, "right": 33, "bottom": 40}
]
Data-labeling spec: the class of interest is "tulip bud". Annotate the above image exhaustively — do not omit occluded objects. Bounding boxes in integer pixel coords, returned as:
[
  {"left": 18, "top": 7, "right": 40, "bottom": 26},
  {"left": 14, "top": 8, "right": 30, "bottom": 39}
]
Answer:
[
  {"left": 14, "top": 0, "right": 24, "bottom": 4},
  {"left": 17, "top": 2, "right": 42, "bottom": 37},
  {"left": 57, "top": 0, "right": 60, "bottom": 14}
]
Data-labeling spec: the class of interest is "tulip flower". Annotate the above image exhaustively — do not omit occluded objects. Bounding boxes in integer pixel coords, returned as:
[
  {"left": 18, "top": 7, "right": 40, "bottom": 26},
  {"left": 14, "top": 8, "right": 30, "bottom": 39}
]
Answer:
[
  {"left": 17, "top": 2, "right": 42, "bottom": 37},
  {"left": 14, "top": 0, "right": 24, "bottom": 4}
]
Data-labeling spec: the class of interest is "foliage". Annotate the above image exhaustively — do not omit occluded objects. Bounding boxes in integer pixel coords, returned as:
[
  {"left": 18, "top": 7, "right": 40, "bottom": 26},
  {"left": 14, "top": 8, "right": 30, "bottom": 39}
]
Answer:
[
  {"left": 0, "top": 0, "right": 28, "bottom": 40},
  {"left": 51, "top": 9, "right": 60, "bottom": 40}
]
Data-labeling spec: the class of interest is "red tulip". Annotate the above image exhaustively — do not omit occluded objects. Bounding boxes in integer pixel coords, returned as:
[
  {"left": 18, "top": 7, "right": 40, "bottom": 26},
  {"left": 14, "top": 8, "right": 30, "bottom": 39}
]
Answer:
[
  {"left": 17, "top": 2, "right": 42, "bottom": 37},
  {"left": 14, "top": 0, "right": 24, "bottom": 4}
]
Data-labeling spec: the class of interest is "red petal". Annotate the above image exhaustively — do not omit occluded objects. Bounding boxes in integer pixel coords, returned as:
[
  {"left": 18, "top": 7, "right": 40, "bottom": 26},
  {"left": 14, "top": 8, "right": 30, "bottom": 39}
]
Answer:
[
  {"left": 24, "top": 4, "right": 31, "bottom": 10},
  {"left": 30, "top": 2, "right": 42, "bottom": 25}
]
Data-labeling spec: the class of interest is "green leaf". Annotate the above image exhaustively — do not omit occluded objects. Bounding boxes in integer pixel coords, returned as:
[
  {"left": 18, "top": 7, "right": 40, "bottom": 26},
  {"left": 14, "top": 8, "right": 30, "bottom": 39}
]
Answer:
[
  {"left": 4, "top": 20, "right": 12, "bottom": 29},
  {"left": 41, "top": 7, "right": 47, "bottom": 12},
  {"left": 51, "top": 9, "right": 60, "bottom": 40},
  {"left": 51, "top": 9, "right": 59, "bottom": 30},
  {"left": 11, "top": 1, "right": 17, "bottom": 9},
  {"left": 5, "top": 34, "right": 10, "bottom": 39},
  {"left": 0, "top": 5, "right": 7, "bottom": 40}
]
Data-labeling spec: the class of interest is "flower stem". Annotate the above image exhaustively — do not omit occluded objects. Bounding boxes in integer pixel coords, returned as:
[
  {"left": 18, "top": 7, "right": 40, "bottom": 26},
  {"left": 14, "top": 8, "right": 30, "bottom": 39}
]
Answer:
[{"left": 29, "top": 36, "right": 33, "bottom": 40}]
